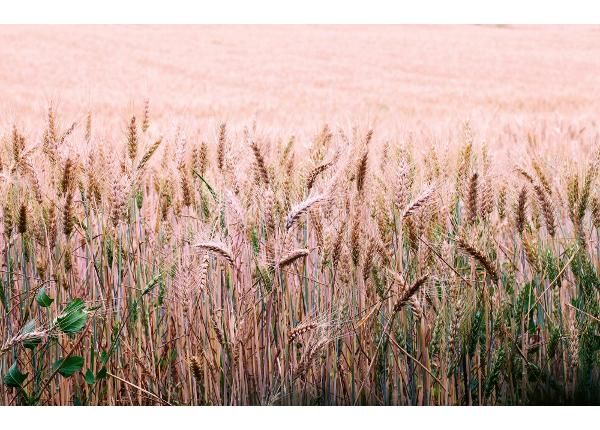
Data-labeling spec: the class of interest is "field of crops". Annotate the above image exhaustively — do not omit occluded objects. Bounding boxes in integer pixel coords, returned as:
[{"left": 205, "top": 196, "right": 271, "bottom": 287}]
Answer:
[{"left": 0, "top": 25, "right": 599, "bottom": 405}]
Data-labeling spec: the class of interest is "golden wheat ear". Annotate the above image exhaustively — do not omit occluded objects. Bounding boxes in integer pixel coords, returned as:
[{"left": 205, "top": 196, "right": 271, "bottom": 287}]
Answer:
[
  {"left": 127, "top": 115, "right": 138, "bottom": 161},
  {"left": 278, "top": 248, "right": 309, "bottom": 268},
  {"left": 393, "top": 274, "right": 429, "bottom": 313},
  {"left": 306, "top": 161, "right": 333, "bottom": 192},
  {"left": 141, "top": 99, "right": 150, "bottom": 133},
  {"left": 285, "top": 193, "right": 328, "bottom": 231},
  {"left": 402, "top": 184, "right": 435, "bottom": 220},
  {"left": 216, "top": 122, "right": 227, "bottom": 172},
  {"left": 189, "top": 355, "right": 203, "bottom": 383},
  {"left": 533, "top": 184, "right": 555, "bottom": 237},
  {"left": 456, "top": 237, "right": 499, "bottom": 284},
  {"left": 251, "top": 140, "right": 270, "bottom": 187},
  {"left": 288, "top": 322, "right": 317, "bottom": 344},
  {"left": 194, "top": 241, "right": 235, "bottom": 266}
]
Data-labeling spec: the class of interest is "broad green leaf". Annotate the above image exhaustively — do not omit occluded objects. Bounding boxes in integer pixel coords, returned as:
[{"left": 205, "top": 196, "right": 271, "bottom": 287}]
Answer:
[
  {"left": 53, "top": 356, "right": 84, "bottom": 377},
  {"left": 57, "top": 312, "right": 87, "bottom": 334},
  {"left": 22, "top": 319, "right": 35, "bottom": 333},
  {"left": 3, "top": 362, "right": 27, "bottom": 387},
  {"left": 21, "top": 320, "right": 42, "bottom": 349},
  {"left": 35, "top": 287, "right": 54, "bottom": 307},
  {"left": 62, "top": 298, "right": 85, "bottom": 314},
  {"left": 55, "top": 298, "right": 87, "bottom": 334},
  {"left": 96, "top": 366, "right": 107, "bottom": 380},
  {"left": 84, "top": 369, "right": 95, "bottom": 385}
]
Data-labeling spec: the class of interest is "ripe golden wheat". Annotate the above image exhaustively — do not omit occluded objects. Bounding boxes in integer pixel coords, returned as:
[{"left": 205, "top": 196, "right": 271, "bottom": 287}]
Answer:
[{"left": 0, "top": 107, "right": 599, "bottom": 406}]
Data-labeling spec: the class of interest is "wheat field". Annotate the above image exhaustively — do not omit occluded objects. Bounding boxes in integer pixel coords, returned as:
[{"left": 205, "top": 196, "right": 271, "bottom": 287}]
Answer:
[{"left": 1, "top": 25, "right": 600, "bottom": 406}]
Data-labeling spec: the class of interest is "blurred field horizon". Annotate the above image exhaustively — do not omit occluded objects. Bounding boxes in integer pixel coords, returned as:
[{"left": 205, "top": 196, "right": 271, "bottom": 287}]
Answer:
[{"left": 1, "top": 25, "right": 599, "bottom": 130}]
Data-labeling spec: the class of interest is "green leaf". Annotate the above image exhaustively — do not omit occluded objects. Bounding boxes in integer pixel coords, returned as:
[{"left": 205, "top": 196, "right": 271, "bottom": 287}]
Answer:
[
  {"left": 62, "top": 297, "right": 86, "bottom": 314},
  {"left": 158, "top": 278, "right": 165, "bottom": 306},
  {"left": 35, "top": 287, "right": 54, "bottom": 307},
  {"left": 135, "top": 189, "right": 144, "bottom": 210},
  {"left": 250, "top": 229, "right": 260, "bottom": 255},
  {"left": 53, "top": 356, "right": 84, "bottom": 377},
  {"left": 141, "top": 273, "right": 162, "bottom": 297},
  {"left": 57, "top": 312, "right": 87, "bottom": 334},
  {"left": 3, "top": 362, "right": 27, "bottom": 387},
  {"left": 96, "top": 366, "right": 107, "bottom": 380},
  {"left": 21, "top": 320, "right": 42, "bottom": 349},
  {"left": 55, "top": 298, "right": 87, "bottom": 334},
  {"left": 0, "top": 278, "right": 8, "bottom": 312},
  {"left": 84, "top": 369, "right": 95, "bottom": 385},
  {"left": 192, "top": 170, "right": 218, "bottom": 202}
]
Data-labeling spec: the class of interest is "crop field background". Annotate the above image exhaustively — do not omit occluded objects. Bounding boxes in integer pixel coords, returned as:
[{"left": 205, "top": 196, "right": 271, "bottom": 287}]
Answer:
[{"left": 0, "top": 25, "right": 600, "bottom": 405}]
